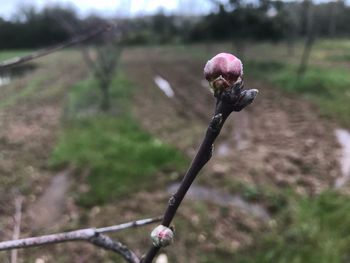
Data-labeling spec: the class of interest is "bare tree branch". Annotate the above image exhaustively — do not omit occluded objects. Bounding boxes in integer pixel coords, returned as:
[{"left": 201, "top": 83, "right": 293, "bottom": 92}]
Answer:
[
  {"left": 0, "top": 26, "right": 111, "bottom": 69},
  {"left": 90, "top": 234, "right": 139, "bottom": 263},
  {"left": 51, "top": 11, "right": 98, "bottom": 70},
  {"left": 11, "top": 196, "right": 23, "bottom": 263},
  {"left": 297, "top": 0, "right": 315, "bottom": 78},
  {"left": 0, "top": 229, "right": 96, "bottom": 250},
  {"left": 96, "top": 217, "right": 162, "bottom": 234},
  {"left": 142, "top": 78, "right": 258, "bottom": 262},
  {"left": 0, "top": 216, "right": 161, "bottom": 263}
]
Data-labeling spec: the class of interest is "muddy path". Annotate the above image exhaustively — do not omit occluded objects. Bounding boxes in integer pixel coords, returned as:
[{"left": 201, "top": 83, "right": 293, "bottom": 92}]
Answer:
[
  {"left": 117, "top": 47, "right": 348, "bottom": 260},
  {"left": 119, "top": 47, "right": 348, "bottom": 260},
  {"left": 123, "top": 46, "right": 342, "bottom": 199},
  {"left": 29, "top": 169, "right": 71, "bottom": 231},
  {"left": 0, "top": 46, "right": 347, "bottom": 262},
  {"left": 0, "top": 51, "right": 90, "bottom": 262}
]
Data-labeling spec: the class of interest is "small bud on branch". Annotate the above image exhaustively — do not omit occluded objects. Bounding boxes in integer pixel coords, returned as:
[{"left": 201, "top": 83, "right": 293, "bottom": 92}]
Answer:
[
  {"left": 150, "top": 225, "right": 174, "bottom": 247},
  {"left": 142, "top": 52, "right": 258, "bottom": 263},
  {"left": 204, "top": 53, "right": 243, "bottom": 92}
]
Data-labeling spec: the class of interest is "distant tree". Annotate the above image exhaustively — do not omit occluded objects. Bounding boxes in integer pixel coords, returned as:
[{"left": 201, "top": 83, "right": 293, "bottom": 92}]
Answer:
[
  {"left": 1, "top": 1, "right": 350, "bottom": 49},
  {"left": 89, "top": 38, "right": 122, "bottom": 111},
  {"left": 282, "top": 1, "right": 301, "bottom": 55},
  {"left": 0, "top": 5, "right": 80, "bottom": 49},
  {"left": 298, "top": 0, "right": 315, "bottom": 78},
  {"left": 51, "top": 12, "right": 122, "bottom": 112},
  {"left": 151, "top": 9, "right": 179, "bottom": 43}
]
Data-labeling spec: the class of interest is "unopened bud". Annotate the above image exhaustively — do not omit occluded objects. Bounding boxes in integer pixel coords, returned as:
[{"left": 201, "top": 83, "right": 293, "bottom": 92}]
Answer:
[
  {"left": 204, "top": 53, "right": 243, "bottom": 92},
  {"left": 151, "top": 225, "right": 174, "bottom": 247}
]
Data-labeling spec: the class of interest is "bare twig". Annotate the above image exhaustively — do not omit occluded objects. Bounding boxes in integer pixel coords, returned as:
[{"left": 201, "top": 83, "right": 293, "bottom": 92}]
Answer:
[
  {"left": 297, "top": 0, "right": 315, "bottom": 78},
  {"left": 142, "top": 79, "right": 258, "bottom": 262},
  {"left": 11, "top": 196, "right": 23, "bottom": 263},
  {"left": 0, "top": 216, "right": 161, "bottom": 263},
  {"left": 51, "top": 11, "right": 98, "bottom": 70},
  {"left": 90, "top": 234, "right": 139, "bottom": 263},
  {"left": 96, "top": 217, "right": 161, "bottom": 234},
  {"left": 0, "top": 26, "right": 111, "bottom": 69}
]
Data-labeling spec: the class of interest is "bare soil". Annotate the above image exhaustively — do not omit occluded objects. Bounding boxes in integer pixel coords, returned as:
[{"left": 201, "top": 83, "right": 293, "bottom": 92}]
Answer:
[
  {"left": 121, "top": 46, "right": 343, "bottom": 260},
  {"left": 0, "top": 52, "right": 90, "bottom": 262},
  {"left": 0, "top": 46, "right": 345, "bottom": 263},
  {"left": 123, "top": 47, "right": 341, "bottom": 196}
]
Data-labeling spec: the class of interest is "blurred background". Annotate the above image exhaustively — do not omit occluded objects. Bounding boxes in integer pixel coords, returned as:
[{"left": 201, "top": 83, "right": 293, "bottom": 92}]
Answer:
[{"left": 0, "top": 0, "right": 350, "bottom": 262}]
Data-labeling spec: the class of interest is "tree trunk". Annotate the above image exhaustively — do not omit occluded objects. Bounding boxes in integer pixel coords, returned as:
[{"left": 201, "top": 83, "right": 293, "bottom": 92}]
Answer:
[
  {"left": 297, "top": 36, "right": 314, "bottom": 78},
  {"left": 100, "top": 84, "right": 110, "bottom": 111},
  {"left": 287, "top": 37, "right": 295, "bottom": 56},
  {"left": 297, "top": 0, "right": 315, "bottom": 79},
  {"left": 328, "top": 1, "right": 337, "bottom": 37}
]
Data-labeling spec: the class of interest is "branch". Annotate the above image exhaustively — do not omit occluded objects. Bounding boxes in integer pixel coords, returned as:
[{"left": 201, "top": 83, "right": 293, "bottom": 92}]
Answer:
[
  {"left": 90, "top": 234, "right": 139, "bottom": 263},
  {"left": 11, "top": 196, "right": 23, "bottom": 263},
  {"left": 96, "top": 217, "right": 162, "bottom": 234},
  {"left": 0, "top": 216, "right": 161, "bottom": 263},
  {"left": 0, "top": 25, "right": 111, "bottom": 69},
  {"left": 51, "top": 11, "right": 98, "bottom": 70},
  {"left": 142, "top": 78, "right": 258, "bottom": 262}
]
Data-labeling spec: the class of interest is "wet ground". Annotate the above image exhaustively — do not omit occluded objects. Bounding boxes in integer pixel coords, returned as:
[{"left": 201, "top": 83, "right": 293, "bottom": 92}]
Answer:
[
  {"left": 0, "top": 64, "right": 36, "bottom": 87},
  {"left": 167, "top": 183, "right": 270, "bottom": 222},
  {"left": 0, "top": 51, "right": 89, "bottom": 262},
  {"left": 123, "top": 47, "right": 342, "bottom": 196},
  {"left": 0, "top": 46, "right": 349, "bottom": 262},
  {"left": 29, "top": 169, "right": 71, "bottom": 231},
  {"left": 334, "top": 129, "right": 350, "bottom": 188},
  {"left": 120, "top": 46, "right": 349, "bottom": 260}
]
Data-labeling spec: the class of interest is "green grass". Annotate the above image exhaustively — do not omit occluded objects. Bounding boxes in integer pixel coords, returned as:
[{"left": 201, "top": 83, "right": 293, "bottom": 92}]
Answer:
[
  {"left": 63, "top": 74, "right": 131, "bottom": 119},
  {"left": 0, "top": 76, "right": 46, "bottom": 108},
  {"left": 246, "top": 60, "right": 350, "bottom": 126},
  {"left": 174, "top": 39, "right": 350, "bottom": 126},
  {"left": 50, "top": 73, "right": 186, "bottom": 206},
  {"left": 243, "top": 40, "right": 350, "bottom": 126},
  {"left": 0, "top": 49, "right": 32, "bottom": 62},
  {"left": 327, "top": 53, "right": 350, "bottom": 62},
  {"left": 234, "top": 191, "right": 350, "bottom": 263},
  {"left": 315, "top": 39, "right": 350, "bottom": 51},
  {"left": 0, "top": 49, "right": 41, "bottom": 109}
]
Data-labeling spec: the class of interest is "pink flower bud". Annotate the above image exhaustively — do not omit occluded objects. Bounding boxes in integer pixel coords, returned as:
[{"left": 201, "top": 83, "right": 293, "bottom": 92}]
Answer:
[
  {"left": 151, "top": 225, "right": 174, "bottom": 247},
  {"left": 204, "top": 53, "right": 243, "bottom": 91}
]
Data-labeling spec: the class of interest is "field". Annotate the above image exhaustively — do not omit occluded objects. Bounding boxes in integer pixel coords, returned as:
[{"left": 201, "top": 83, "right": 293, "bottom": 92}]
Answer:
[{"left": 0, "top": 39, "right": 349, "bottom": 262}]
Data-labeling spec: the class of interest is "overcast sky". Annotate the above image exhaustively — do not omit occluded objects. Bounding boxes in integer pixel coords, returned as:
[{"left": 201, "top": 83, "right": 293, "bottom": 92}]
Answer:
[
  {"left": 1, "top": 0, "right": 345, "bottom": 20},
  {"left": 0, "top": 0, "right": 217, "bottom": 19}
]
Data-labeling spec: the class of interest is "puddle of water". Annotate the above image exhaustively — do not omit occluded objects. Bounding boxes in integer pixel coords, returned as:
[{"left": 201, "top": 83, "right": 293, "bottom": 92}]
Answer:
[
  {"left": 154, "top": 75, "right": 175, "bottom": 98},
  {"left": 0, "top": 75, "right": 10, "bottom": 86},
  {"left": 167, "top": 183, "right": 270, "bottom": 222},
  {"left": 0, "top": 64, "right": 36, "bottom": 87},
  {"left": 29, "top": 170, "right": 70, "bottom": 230},
  {"left": 334, "top": 129, "right": 350, "bottom": 188}
]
